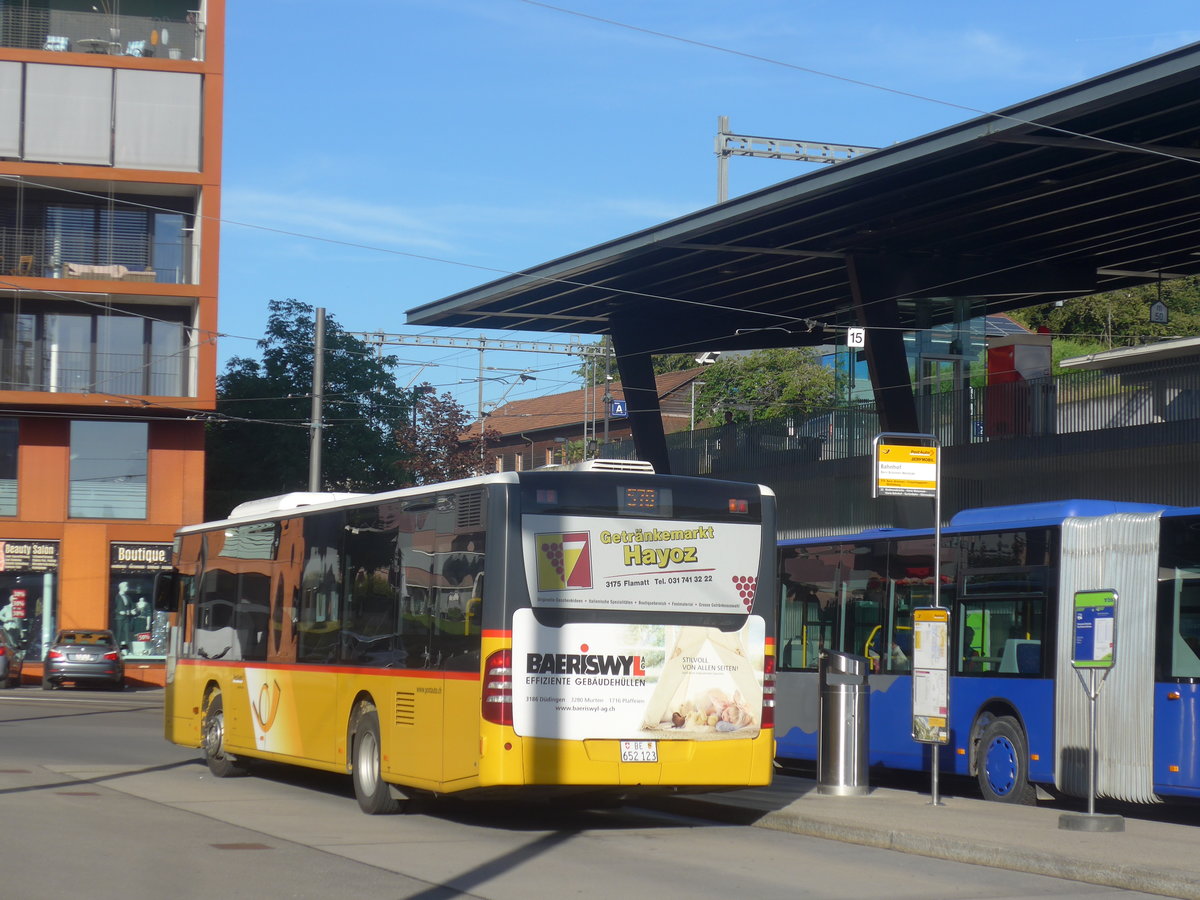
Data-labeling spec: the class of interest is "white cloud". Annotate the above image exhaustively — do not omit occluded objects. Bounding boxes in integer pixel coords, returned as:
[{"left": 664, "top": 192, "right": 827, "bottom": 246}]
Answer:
[
  {"left": 222, "top": 188, "right": 456, "bottom": 254},
  {"left": 221, "top": 183, "right": 694, "bottom": 265}
]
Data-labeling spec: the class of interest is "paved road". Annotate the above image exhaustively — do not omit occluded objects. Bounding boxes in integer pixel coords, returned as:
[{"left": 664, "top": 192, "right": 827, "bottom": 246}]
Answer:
[{"left": 0, "top": 687, "right": 1170, "bottom": 900}]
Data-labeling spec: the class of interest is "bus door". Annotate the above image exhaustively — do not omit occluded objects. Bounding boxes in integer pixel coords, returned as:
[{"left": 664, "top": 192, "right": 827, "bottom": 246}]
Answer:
[
  {"left": 343, "top": 503, "right": 445, "bottom": 783},
  {"left": 434, "top": 501, "right": 486, "bottom": 784}
]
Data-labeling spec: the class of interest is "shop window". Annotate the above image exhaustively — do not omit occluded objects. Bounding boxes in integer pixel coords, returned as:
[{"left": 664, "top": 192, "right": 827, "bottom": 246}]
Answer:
[
  {"left": 0, "top": 540, "right": 59, "bottom": 662},
  {"left": 69, "top": 421, "right": 147, "bottom": 519},
  {"left": 109, "top": 542, "right": 172, "bottom": 660}
]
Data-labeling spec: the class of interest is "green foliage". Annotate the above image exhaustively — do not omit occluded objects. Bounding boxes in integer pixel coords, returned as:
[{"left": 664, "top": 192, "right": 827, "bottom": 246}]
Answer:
[
  {"left": 691, "top": 348, "right": 836, "bottom": 427},
  {"left": 653, "top": 353, "right": 702, "bottom": 375},
  {"left": 1050, "top": 338, "right": 1108, "bottom": 373},
  {"left": 1009, "top": 276, "right": 1200, "bottom": 347},
  {"left": 396, "top": 384, "right": 502, "bottom": 486},
  {"left": 206, "top": 299, "right": 410, "bottom": 518}
]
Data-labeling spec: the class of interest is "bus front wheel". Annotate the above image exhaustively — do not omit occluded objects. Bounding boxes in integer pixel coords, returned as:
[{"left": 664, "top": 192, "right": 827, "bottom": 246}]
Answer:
[
  {"left": 351, "top": 703, "right": 399, "bottom": 815},
  {"left": 976, "top": 716, "right": 1035, "bottom": 805},
  {"left": 202, "top": 689, "right": 249, "bottom": 778}
]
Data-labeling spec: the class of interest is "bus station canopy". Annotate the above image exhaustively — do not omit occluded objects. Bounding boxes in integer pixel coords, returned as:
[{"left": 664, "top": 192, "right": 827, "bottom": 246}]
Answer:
[{"left": 408, "top": 42, "right": 1200, "bottom": 355}]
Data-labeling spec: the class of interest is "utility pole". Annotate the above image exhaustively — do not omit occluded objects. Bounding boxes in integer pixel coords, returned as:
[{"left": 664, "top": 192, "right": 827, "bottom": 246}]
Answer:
[
  {"left": 603, "top": 350, "right": 611, "bottom": 445},
  {"left": 308, "top": 307, "right": 325, "bottom": 491},
  {"left": 715, "top": 115, "right": 876, "bottom": 203}
]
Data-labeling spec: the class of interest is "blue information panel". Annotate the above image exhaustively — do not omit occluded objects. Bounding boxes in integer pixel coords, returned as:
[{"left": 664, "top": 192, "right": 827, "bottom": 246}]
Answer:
[
  {"left": 609, "top": 399, "right": 628, "bottom": 418},
  {"left": 1072, "top": 589, "right": 1117, "bottom": 669}
]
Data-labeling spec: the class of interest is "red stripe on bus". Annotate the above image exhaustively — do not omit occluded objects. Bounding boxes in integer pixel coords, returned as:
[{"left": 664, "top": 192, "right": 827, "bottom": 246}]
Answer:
[{"left": 175, "top": 658, "right": 479, "bottom": 680}]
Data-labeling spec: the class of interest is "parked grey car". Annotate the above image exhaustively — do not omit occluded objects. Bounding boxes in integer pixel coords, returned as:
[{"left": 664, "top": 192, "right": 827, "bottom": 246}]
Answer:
[
  {"left": 43, "top": 629, "right": 124, "bottom": 690},
  {"left": 0, "top": 629, "right": 22, "bottom": 688}
]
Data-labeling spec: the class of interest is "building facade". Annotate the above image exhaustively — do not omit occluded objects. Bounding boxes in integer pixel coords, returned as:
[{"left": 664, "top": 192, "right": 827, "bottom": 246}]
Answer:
[{"left": 0, "top": 0, "right": 222, "bottom": 686}]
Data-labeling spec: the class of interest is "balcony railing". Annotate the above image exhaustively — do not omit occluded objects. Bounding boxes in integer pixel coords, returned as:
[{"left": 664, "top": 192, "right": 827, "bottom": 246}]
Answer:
[
  {"left": 0, "top": 227, "right": 194, "bottom": 285},
  {"left": 1, "top": 348, "right": 189, "bottom": 397},
  {"left": 0, "top": 7, "right": 203, "bottom": 61}
]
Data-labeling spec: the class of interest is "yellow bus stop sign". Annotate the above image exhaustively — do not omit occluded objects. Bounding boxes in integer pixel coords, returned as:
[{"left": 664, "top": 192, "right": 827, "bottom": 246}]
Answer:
[{"left": 876, "top": 444, "right": 938, "bottom": 498}]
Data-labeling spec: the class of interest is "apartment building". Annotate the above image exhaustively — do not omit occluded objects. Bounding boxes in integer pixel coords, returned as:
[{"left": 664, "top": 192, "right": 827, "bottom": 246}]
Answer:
[{"left": 0, "top": 0, "right": 222, "bottom": 686}]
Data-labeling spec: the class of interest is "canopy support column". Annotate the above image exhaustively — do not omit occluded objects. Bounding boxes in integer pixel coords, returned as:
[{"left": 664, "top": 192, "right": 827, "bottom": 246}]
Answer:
[{"left": 609, "top": 315, "right": 671, "bottom": 474}]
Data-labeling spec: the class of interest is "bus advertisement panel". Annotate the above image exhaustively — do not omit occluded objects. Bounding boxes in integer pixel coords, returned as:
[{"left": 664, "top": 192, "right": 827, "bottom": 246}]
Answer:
[
  {"left": 513, "top": 615, "right": 765, "bottom": 741},
  {"left": 527, "top": 515, "right": 762, "bottom": 613}
]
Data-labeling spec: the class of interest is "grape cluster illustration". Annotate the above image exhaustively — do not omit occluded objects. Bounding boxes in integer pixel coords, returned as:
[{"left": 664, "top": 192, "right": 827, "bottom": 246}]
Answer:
[
  {"left": 542, "top": 540, "right": 565, "bottom": 580},
  {"left": 732, "top": 574, "right": 757, "bottom": 610}
]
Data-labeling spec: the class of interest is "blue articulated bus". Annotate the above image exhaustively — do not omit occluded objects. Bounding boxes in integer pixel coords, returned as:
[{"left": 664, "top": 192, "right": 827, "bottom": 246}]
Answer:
[{"left": 775, "top": 499, "right": 1200, "bottom": 804}]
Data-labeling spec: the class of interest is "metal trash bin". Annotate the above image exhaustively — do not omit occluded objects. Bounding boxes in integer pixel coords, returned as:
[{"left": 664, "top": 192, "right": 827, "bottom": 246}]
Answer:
[{"left": 817, "top": 649, "right": 869, "bottom": 796}]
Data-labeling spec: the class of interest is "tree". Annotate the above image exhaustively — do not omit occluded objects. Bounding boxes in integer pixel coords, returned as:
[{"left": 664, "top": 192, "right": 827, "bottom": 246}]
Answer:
[
  {"left": 395, "top": 383, "right": 501, "bottom": 485},
  {"left": 690, "top": 348, "right": 836, "bottom": 427},
  {"left": 205, "top": 299, "right": 410, "bottom": 518},
  {"left": 1009, "top": 277, "right": 1200, "bottom": 367}
]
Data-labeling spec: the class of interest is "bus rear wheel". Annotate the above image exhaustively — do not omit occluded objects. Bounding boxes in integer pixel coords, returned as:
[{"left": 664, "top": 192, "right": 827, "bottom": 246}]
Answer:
[
  {"left": 976, "top": 716, "right": 1035, "bottom": 805},
  {"left": 202, "top": 689, "right": 249, "bottom": 778},
  {"left": 351, "top": 703, "right": 399, "bottom": 815}
]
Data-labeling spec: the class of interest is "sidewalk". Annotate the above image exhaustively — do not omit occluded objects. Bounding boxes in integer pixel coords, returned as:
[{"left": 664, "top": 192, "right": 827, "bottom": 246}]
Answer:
[{"left": 648, "top": 773, "right": 1200, "bottom": 899}]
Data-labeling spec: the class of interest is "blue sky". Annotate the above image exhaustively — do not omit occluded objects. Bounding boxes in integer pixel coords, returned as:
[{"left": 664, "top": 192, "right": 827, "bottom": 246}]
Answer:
[{"left": 218, "top": 1, "right": 1199, "bottom": 413}]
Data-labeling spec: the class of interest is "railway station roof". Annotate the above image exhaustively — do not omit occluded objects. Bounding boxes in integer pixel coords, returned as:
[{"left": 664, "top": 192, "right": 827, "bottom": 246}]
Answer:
[{"left": 407, "top": 42, "right": 1200, "bottom": 354}]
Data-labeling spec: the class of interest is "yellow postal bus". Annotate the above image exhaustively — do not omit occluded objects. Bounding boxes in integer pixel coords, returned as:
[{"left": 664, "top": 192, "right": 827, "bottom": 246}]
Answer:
[{"left": 156, "top": 461, "right": 777, "bottom": 813}]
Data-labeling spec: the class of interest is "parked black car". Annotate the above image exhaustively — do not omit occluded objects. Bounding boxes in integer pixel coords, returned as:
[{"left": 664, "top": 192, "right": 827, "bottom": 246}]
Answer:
[
  {"left": 43, "top": 629, "right": 124, "bottom": 690},
  {"left": 0, "top": 629, "right": 22, "bottom": 688}
]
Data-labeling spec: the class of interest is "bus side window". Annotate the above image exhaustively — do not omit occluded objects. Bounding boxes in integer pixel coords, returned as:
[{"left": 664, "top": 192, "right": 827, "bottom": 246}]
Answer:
[
  {"left": 1162, "top": 571, "right": 1200, "bottom": 678},
  {"left": 959, "top": 599, "right": 1045, "bottom": 675},
  {"left": 779, "top": 584, "right": 831, "bottom": 670},
  {"left": 778, "top": 544, "right": 841, "bottom": 670},
  {"left": 886, "top": 582, "right": 912, "bottom": 674},
  {"left": 852, "top": 580, "right": 885, "bottom": 671}
]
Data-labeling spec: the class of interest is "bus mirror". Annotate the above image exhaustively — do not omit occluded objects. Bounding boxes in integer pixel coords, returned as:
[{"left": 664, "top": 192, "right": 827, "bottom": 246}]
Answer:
[{"left": 152, "top": 570, "right": 179, "bottom": 613}]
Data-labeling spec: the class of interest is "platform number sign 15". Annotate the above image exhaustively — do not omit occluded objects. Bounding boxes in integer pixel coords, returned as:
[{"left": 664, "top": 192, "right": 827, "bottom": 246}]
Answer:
[{"left": 847, "top": 327, "right": 866, "bottom": 348}]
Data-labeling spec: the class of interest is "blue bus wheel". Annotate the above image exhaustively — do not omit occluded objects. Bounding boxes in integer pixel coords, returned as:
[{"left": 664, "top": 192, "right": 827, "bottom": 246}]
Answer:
[{"left": 976, "top": 716, "right": 1035, "bottom": 805}]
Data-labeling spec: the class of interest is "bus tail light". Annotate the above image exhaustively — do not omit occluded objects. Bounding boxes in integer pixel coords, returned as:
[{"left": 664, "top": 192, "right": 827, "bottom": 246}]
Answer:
[
  {"left": 482, "top": 649, "right": 513, "bottom": 726},
  {"left": 761, "top": 654, "right": 775, "bottom": 729}
]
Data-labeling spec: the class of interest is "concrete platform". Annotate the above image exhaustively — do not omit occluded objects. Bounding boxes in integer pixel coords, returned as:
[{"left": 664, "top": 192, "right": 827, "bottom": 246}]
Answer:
[{"left": 645, "top": 773, "right": 1200, "bottom": 900}]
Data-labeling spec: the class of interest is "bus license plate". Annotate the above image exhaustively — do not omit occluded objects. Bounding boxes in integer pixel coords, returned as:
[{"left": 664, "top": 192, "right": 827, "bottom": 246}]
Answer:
[{"left": 620, "top": 740, "right": 657, "bottom": 763}]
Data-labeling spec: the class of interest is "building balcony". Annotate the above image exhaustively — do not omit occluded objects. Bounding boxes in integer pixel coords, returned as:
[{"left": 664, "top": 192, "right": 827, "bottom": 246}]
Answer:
[
  {"left": 0, "top": 5, "right": 204, "bottom": 62},
  {"left": 0, "top": 227, "right": 195, "bottom": 285},
  {"left": 0, "top": 348, "right": 192, "bottom": 399},
  {"left": 0, "top": 301, "right": 197, "bottom": 400}
]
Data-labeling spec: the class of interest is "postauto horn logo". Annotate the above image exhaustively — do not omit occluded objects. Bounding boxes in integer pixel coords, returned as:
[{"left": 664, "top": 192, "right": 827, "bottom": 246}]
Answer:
[{"left": 537, "top": 531, "right": 592, "bottom": 590}]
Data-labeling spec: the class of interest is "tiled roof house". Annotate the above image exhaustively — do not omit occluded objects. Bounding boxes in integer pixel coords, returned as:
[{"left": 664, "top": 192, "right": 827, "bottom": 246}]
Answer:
[{"left": 463, "top": 367, "right": 708, "bottom": 471}]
